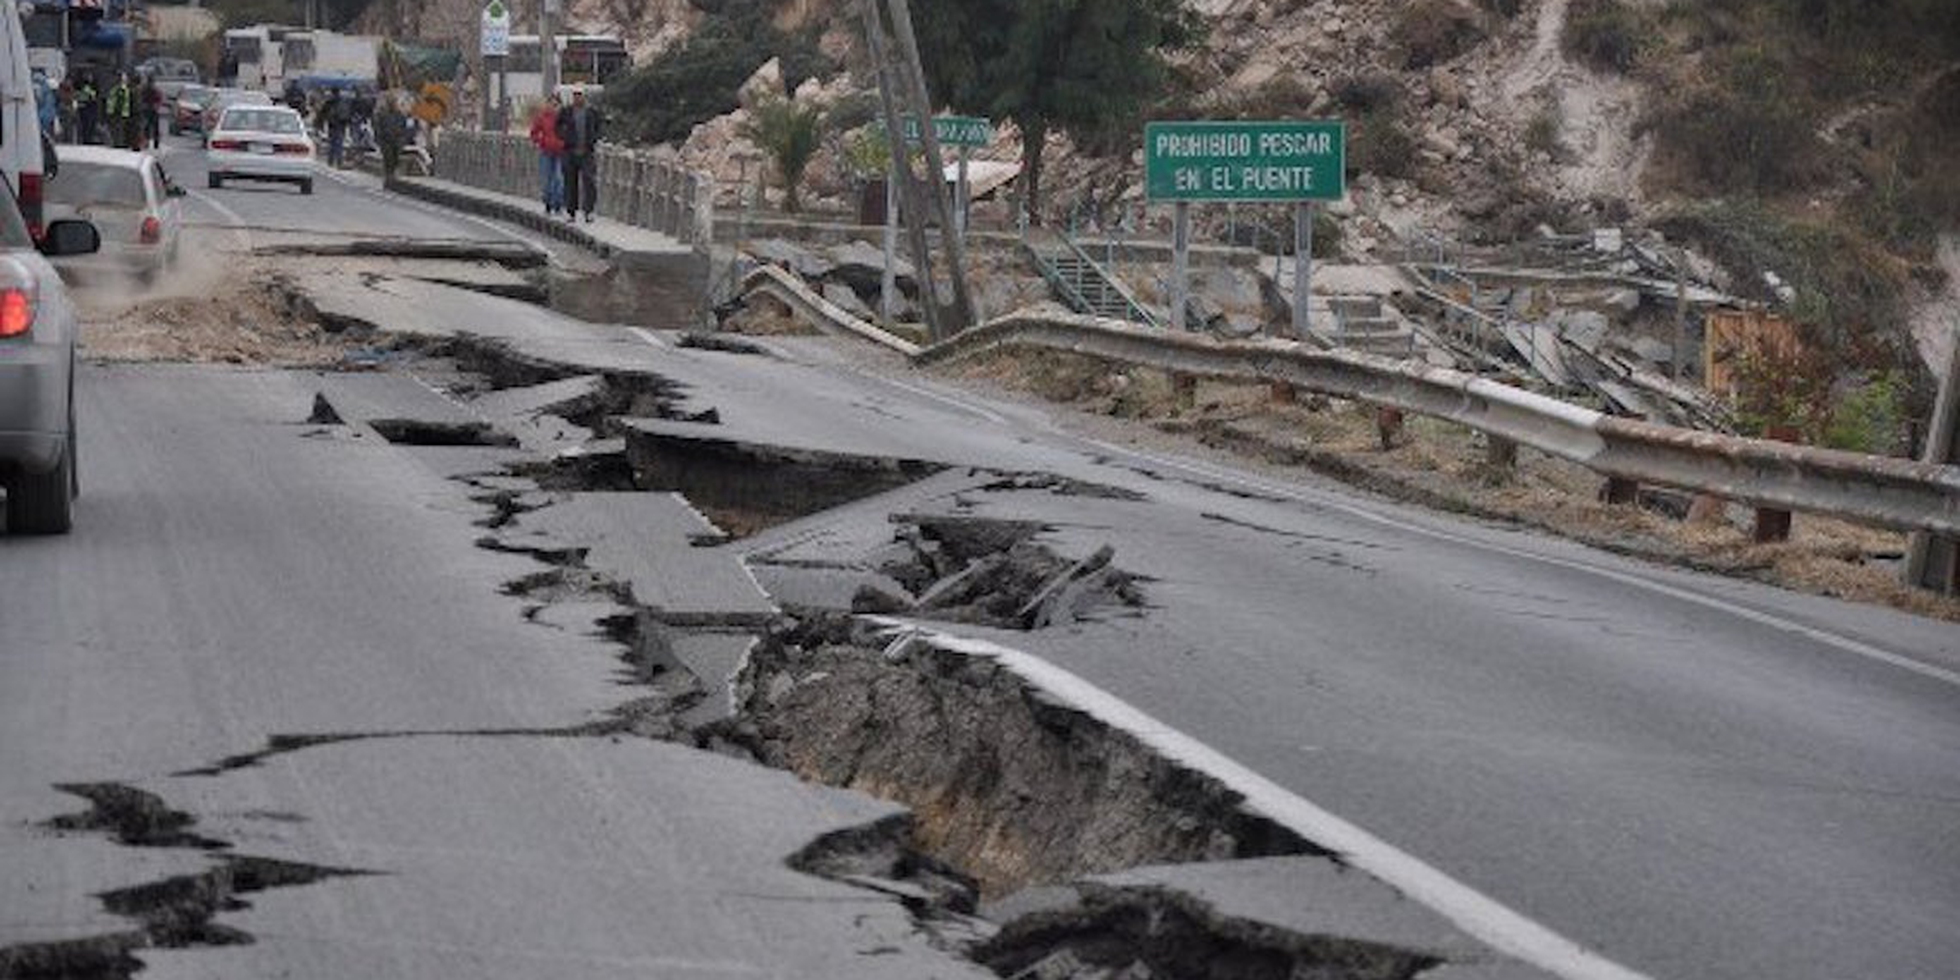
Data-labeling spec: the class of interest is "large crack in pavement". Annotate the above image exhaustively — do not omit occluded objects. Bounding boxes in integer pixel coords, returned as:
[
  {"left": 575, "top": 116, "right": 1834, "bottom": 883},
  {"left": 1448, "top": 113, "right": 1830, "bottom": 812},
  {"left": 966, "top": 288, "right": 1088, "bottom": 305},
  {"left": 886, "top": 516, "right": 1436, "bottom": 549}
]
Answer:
[
  {"left": 28, "top": 270, "right": 1516, "bottom": 979},
  {"left": 0, "top": 786, "right": 371, "bottom": 980}
]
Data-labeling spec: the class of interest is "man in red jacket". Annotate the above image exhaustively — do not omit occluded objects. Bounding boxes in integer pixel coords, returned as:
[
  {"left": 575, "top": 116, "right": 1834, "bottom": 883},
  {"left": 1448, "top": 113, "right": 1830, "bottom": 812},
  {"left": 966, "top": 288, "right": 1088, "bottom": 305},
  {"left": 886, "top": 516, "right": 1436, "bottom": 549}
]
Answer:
[{"left": 529, "top": 95, "right": 566, "bottom": 216}]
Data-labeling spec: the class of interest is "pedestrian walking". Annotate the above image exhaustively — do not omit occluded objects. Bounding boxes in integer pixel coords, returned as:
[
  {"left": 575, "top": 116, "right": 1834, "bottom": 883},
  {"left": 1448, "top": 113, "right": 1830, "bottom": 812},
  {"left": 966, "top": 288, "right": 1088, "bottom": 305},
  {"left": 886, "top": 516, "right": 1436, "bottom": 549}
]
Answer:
[
  {"left": 529, "top": 94, "right": 566, "bottom": 216},
  {"left": 318, "top": 89, "right": 352, "bottom": 168},
  {"left": 554, "top": 87, "right": 603, "bottom": 223},
  {"left": 375, "top": 95, "right": 407, "bottom": 179},
  {"left": 104, "top": 74, "right": 134, "bottom": 149},
  {"left": 32, "top": 70, "right": 56, "bottom": 139},
  {"left": 74, "top": 75, "right": 99, "bottom": 145},
  {"left": 55, "top": 78, "right": 75, "bottom": 143},
  {"left": 140, "top": 77, "right": 163, "bottom": 150}
]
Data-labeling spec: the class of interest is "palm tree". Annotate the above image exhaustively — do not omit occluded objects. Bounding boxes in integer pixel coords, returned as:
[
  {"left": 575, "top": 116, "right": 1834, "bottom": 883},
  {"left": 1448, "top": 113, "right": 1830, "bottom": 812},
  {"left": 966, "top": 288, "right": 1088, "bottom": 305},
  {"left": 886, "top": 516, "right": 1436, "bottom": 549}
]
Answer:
[{"left": 742, "top": 96, "right": 825, "bottom": 212}]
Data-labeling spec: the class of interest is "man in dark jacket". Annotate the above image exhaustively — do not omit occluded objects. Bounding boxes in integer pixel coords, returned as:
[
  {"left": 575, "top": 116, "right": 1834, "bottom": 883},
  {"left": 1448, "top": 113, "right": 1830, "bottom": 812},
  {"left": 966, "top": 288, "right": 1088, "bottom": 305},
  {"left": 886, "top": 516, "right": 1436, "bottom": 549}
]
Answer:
[
  {"left": 375, "top": 95, "right": 408, "bottom": 179},
  {"left": 554, "top": 87, "right": 603, "bottom": 223},
  {"left": 318, "top": 89, "right": 353, "bottom": 167},
  {"left": 139, "top": 77, "right": 163, "bottom": 149},
  {"left": 73, "top": 76, "right": 98, "bottom": 145}
]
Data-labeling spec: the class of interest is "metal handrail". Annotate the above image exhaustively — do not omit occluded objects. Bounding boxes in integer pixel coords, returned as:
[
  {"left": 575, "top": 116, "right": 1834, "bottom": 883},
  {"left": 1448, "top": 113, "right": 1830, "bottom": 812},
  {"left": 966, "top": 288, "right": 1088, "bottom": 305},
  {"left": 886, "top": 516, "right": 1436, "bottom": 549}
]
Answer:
[{"left": 427, "top": 129, "right": 715, "bottom": 248}]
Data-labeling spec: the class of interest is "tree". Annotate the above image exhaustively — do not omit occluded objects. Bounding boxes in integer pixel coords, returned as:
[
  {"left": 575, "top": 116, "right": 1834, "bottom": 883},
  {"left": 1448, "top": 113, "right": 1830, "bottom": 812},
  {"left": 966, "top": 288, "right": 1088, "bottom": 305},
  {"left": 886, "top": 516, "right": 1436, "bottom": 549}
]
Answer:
[
  {"left": 742, "top": 96, "right": 826, "bottom": 212},
  {"left": 908, "top": 0, "right": 1203, "bottom": 223}
]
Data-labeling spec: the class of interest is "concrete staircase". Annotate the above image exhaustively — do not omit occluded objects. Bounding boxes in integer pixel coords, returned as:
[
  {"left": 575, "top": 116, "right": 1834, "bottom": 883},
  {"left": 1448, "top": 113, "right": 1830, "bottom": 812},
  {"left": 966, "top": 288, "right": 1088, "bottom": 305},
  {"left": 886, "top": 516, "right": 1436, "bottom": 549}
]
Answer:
[{"left": 1318, "top": 294, "right": 1417, "bottom": 358}]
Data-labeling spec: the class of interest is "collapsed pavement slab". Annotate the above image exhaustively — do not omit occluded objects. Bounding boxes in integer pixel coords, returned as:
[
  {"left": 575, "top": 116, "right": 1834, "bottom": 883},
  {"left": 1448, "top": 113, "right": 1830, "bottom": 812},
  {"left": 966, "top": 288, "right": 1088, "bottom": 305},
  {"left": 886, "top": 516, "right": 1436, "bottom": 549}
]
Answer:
[{"left": 494, "top": 492, "right": 779, "bottom": 627}]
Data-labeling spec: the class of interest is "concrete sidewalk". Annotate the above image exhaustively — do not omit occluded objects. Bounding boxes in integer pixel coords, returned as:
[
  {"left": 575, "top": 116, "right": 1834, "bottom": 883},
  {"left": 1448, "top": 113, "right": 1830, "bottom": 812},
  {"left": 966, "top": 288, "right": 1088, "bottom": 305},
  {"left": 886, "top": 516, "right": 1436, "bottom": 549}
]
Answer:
[{"left": 386, "top": 175, "right": 692, "bottom": 266}]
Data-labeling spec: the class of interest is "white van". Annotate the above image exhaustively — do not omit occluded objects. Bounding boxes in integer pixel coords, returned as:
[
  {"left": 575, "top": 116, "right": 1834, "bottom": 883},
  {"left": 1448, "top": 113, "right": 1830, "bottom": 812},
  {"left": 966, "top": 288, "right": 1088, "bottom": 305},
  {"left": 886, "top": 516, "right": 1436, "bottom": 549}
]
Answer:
[{"left": 3, "top": 3, "right": 50, "bottom": 238}]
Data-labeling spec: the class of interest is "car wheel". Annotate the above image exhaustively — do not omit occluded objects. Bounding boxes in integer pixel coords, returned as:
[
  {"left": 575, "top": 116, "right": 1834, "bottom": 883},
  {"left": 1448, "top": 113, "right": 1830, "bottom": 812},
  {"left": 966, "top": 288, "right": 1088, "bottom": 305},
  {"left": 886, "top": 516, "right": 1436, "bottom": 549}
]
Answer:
[
  {"left": 7, "top": 418, "right": 75, "bottom": 535},
  {"left": 300, "top": 179, "right": 314, "bottom": 195},
  {"left": 208, "top": 174, "right": 223, "bottom": 189}
]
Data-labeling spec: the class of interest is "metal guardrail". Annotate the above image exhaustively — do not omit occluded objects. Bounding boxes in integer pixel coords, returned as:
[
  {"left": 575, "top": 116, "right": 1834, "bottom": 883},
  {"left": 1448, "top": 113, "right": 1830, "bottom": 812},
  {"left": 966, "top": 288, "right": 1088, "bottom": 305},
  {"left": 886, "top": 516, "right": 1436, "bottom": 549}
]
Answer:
[
  {"left": 907, "top": 311, "right": 1960, "bottom": 536},
  {"left": 738, "top": 264, "right": 923, "bottom": 357},
  {"left": 430, "top": 129, "right": 715, "bottom": 247}
]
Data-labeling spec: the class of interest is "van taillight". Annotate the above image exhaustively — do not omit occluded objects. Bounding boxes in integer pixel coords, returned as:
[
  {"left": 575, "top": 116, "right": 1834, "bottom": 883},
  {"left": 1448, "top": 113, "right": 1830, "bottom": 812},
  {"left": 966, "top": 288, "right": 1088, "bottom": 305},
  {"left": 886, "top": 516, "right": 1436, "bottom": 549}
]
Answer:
[
  {"left": 140, "top": 216, "right": 162, "bottom": 244},
  {"left": 18, "top": 173, "right": 45, "bottom": 241}
]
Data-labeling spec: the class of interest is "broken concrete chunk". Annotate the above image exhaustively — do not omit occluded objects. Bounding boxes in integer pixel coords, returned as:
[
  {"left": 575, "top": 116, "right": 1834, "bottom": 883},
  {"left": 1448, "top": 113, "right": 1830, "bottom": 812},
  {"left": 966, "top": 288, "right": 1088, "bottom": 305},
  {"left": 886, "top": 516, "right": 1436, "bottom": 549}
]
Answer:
[
  {"left": 822, "top": 282, "right": 876, "bottom": 321},
  {"left": 851, "top": 582, "right": 915, "bottom": 615},
  {"left": 746, "top": 237, "right": 834, "bottom": 280},
  {"left": 825, "top": 239, "right": 916, "bottom": 297},
  {"left": 1017, "top": 544, "right": 1118, "bottom": 630}
]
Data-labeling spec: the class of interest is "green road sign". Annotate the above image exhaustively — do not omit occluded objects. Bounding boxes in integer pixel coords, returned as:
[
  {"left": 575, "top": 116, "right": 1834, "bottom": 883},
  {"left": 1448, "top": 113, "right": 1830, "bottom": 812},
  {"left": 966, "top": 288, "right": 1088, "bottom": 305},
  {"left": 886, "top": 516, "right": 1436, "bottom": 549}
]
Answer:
[
  {"left": 1145, "top": 121, "right": 1346, "bottom": 203},
  {"left": 896, "top": 115, "right": 995, "bottom": 148}
]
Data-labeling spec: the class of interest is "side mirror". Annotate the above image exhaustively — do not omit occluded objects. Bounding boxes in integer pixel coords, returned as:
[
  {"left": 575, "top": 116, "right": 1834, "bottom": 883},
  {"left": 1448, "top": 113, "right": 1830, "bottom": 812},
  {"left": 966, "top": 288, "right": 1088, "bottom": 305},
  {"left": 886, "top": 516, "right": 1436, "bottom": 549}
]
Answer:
[
  {"left": 166, "top": 184, "right": 188, "bottom": 198},
  {"left": 40, "top": 220, "right": 101, "bottom": 258}
]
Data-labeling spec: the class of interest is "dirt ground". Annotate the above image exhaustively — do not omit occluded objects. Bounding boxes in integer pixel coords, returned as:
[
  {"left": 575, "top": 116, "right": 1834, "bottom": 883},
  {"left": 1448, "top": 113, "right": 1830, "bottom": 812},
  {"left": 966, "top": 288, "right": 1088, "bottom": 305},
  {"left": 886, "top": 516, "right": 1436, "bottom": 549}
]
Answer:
[
  {"left": 72, "top": 236, "right": 358, "bottom": 367},
  {"left": 944, "top": 349, "right": 1960, "bottom": 623}
]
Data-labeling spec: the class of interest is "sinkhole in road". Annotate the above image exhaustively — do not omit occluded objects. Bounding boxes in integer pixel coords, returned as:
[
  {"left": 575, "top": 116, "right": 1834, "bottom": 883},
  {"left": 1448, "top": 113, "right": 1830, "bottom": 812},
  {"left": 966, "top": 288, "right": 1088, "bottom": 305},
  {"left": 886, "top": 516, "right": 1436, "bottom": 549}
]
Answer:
[
  {"left": 699, "top": 614, "right": 1445, "bottom": 979},
  {"left": 710, "top": 614, "right": 1323, "bottom": 901}
]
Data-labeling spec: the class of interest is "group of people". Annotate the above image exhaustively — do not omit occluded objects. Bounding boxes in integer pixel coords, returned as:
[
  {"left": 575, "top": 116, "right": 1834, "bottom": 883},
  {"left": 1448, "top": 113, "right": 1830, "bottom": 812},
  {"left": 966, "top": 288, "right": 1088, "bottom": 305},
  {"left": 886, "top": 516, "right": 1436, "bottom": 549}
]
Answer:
[
  {"left": 527, "top": 88, "right": 604, "bottom": 223},
  {"left": 292, "top": 83, "right": 417, "bottom": 176},
  {"left": 34, "top": 69, "right": 166, "bottom": 149}
]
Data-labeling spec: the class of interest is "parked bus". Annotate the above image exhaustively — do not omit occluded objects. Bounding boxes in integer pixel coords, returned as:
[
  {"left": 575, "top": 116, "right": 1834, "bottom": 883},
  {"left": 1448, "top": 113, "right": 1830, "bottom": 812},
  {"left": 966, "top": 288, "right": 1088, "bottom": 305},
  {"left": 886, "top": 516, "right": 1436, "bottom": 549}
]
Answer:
[{"left": 222, "top": 25, "right": 303, "bottom": 92}]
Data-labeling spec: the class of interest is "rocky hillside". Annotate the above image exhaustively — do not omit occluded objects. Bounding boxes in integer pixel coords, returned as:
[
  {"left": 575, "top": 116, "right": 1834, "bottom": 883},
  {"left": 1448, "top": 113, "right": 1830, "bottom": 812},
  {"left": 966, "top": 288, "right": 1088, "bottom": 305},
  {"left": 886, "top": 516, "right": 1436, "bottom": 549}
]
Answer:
[{"left": 387, "top": 0, "right": 1958, "bottom": 376}]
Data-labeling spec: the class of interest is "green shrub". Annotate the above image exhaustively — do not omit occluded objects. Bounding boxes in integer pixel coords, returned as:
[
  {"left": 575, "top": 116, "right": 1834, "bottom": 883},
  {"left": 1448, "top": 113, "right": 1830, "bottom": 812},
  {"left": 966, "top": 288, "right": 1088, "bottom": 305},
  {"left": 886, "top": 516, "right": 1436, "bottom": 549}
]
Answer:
[
  {"left": 1394, "top": 0, "right": 1488, "bottom": 69},
  {"left": 1647, "top": 47, "right": 1825, "bottom": 196},
  {"left": 1331, "top": 73, "right": 1403, "bottom": 114},
  {"left": 1656, "top": 202, "right": 1912, "bottom": 372},
  {"left": 1563, "top": 0, "right": 1648, "bottom": 73},
  {"left": 1823, "top": 372, "right": 1908, "bottom": 455},
  {"left": 1524, "top": 106, "right": 1561, "bottom": 157},
  {"left": 602, "top": 2, "right": 831, "bottom": 146},
  {"left": 1331, "top": 74, "right": 1417, "bottom": 180}
]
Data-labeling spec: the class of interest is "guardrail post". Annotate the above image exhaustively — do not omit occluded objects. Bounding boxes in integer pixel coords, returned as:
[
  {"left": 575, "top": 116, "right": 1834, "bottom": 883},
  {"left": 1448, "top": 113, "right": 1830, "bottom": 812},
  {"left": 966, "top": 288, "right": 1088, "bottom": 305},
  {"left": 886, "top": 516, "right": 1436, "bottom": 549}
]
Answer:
[
  {"left": 1376, "top": 407, "right": 1404, "bottom": 450},
  {"left": 1485, "top": 435, "right": 1518, "bottom": 472},
  {"left": 1906, "top": 338, "right": 1959, "bottom": 594},
  {"left": 1172, "top": 373, "right": 1198, "bottom": 411},
  {"left": 1753, "top": 506, "right": 1793, "bottom": 543}
]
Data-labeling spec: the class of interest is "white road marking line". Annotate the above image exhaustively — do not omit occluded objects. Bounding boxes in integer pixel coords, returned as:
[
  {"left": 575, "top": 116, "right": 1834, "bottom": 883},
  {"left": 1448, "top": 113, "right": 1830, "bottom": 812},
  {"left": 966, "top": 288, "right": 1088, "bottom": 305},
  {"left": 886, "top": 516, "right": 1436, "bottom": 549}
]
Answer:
[
  {"left": 1083, "top": 437, "right": 1960, "bottom": 689},
  {"left": 183, "top": 189, "right": 254, "bottom": 252},
  {"left": 870, "top": 619, "right": 1656, "bottom": 980},
  {"left": 629, "top": 327, "right": 666, "bottom": 349},
  {"left": 876, "top": 376, "right": 1009, "bottom": 425}
]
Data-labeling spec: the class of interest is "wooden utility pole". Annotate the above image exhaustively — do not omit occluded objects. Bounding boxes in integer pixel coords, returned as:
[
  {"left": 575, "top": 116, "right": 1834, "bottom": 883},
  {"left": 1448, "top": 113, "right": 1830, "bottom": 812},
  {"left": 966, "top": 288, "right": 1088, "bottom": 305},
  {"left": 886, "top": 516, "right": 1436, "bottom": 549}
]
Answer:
[
  {"left": 880, "top": 0, "right": 975, "bottom": 333},
  {"left": 859, "top": 0, "right": 943, "bottom": 340},
  {"left": 1905, "top": 334, "right": 1960, "bottom": 594}
]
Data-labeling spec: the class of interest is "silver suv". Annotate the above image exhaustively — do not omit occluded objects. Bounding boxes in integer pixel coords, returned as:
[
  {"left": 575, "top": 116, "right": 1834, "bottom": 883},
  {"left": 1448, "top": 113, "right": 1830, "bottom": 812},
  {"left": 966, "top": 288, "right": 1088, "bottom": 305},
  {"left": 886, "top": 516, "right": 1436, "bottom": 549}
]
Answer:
[{"left": 0, "top": 183, "right": 101, "bottom": 534}]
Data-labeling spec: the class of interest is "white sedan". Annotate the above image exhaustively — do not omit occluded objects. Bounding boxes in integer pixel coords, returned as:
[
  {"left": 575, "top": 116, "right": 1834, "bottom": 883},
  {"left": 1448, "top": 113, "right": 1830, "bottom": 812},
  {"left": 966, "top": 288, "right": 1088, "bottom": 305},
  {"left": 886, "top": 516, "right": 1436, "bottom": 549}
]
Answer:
[
  {"left": 206, "top": 105, "right": 317, "bottom": 195},
  {"left": 42, "top": 146, "right": 186, "bottom": 284}
]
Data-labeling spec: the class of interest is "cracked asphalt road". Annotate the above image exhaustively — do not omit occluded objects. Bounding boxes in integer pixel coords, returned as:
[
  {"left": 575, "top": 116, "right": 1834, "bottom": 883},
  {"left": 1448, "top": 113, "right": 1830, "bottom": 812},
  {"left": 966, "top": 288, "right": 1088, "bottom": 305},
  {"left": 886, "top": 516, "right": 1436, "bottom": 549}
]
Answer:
[
  {"left": 0, "top": 363, "right": 990, "bottom": 979},
  {"left": 4, "top": 137, "right": 1959, "bottom": 980}
]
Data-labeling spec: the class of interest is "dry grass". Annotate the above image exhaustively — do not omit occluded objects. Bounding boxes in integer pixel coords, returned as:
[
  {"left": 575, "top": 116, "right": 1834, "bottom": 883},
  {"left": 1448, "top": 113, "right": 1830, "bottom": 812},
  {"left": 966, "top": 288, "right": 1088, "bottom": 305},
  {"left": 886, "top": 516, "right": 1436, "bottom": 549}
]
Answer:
[{"left": 947, "top": 349, "right": 1960, "bottom": 622}]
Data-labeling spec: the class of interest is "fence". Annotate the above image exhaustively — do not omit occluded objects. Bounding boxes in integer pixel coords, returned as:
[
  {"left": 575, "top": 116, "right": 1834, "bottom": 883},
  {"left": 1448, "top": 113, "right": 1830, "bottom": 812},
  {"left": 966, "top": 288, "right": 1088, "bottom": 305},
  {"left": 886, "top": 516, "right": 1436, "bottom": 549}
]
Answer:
[{"left": 429, "top": 129, "right": 716, "bottom": 247}]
